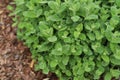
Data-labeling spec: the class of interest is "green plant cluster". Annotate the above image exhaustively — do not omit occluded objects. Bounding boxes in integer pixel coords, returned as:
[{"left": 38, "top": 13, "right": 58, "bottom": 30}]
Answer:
[{"left": 12, "top": 0, "right": 120, "bottom": 80}]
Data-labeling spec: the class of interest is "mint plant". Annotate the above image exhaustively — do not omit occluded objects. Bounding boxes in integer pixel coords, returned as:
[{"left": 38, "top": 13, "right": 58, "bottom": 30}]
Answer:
[{"left": 12, "top": 0, "right": 120, "bottom": 80}]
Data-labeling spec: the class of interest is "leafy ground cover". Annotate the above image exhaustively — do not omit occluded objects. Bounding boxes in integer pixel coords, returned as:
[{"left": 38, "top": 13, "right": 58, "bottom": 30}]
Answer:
[
  {"left": 10, "top": 0, "right": 120, "bottom": 80},
  {"left": 0, "top": 0, "right": 58, "bottom": 80}
]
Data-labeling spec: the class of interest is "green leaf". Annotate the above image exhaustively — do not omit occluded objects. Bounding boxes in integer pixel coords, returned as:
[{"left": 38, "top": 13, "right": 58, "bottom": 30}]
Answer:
[
  {"left": 39, "top": 22, "right": 52, "bottom": 38},
  {"left": 18, "top": 22, "right": 27, "bottom": 29},
  {"left": 23, "top": 9, "right": 42, "bottom": 18},
  {"left": 69, "top": 2, "right": 80, "bottom": 12},
  {"left": 63, "top": 44, "right": 71, "bottom": 55},
  {"left": 104, "top": 72, "right": 112, "bottom": 80},
  {"left": 48, "top": 36, "right": 57, "bottom": 42},
  {"left": 79, "top": 33, "right": 86, "bottom": 40},
  {"left": 39, "top": 1, "right": 48, "bottom": 4},
  {"left": 110, "top": 6, "right": 119, "bottom": 16},
  {"left": 51, "top": 49, "right": 63, "bottom": 55},
  {"left": 91, "top": 42, "right": 104, "bottom": 53},
  {"left": 48, "top": 1, "right": 59, "bottom": 10},
  {"left": 75, "top": 45, "right": 83, "bottom": 55},
  {"left": 74, "top": 75, "right": 85, "bottom": 80},
  {"left": 94, "top": 30, "right": 103, "bottom": 40},
  {"left": 95, "top": 67, "right": 104, "bottom": 76},
  {"left": 101, "top": 55, "right": 109, "bottom": 63},
  {"left": 31, "top": 0, "right": 42, "bottom": 3},
  {"left": 76, "top": 23, "right": 83, "bottom": 32},
  {"left": 84, "top": 62, "right": 91, "bottom": 72},
  {"left": 58, "top": 62, "right": 66, "bottom": 70},
  {"left": 26, "top": 2, "right": 35, "bottom": 10},
  {"left": 110, "top": 43, "right": 116, "bottom": 53},
  {"left": 111, "top": 31, "right": 120, "bottom": 43},
  {"left": 43, "top": 67, "right": 49, "bottom": 74},
  {"left": 84, "top": 23, "right": 92, "bottom": 31},
  {"left": 77, "top": 67, "right": 84, "bottom": 75},
  {"left": 62, "top": 56, "right": 69, "bottom": 65},
  {"left": 85, "top": 14, "right": 98, "bottom": 20},
  {"left": 110, "top": 69, "right": 120, "bottom": 78},
  {"left": 47, "top": 15, "right": 61, "bottom": 21},
  {"left": 71, "top": 16, "right": 80, "bottom": 22},
  {"left": 61, "top": 31, "right": 69, "bottom": 38},
  {"left": 57, "top": 3, "right": 67, "bottom": 13},
  {"left": 110, "top": 16, "right": 119, "bottom": 26},
  {"left": 74, "top": 31, "right": 80, "bottom": 39},
  {"left": 37, "top": 42, "right": 50, "bottom": 52},
  {"left": 64, "top": 37, "right": 73, "bottom": 43},
  {"left": 71, "top": 45, "right": 76, "bottom": 53},
  {"left": 55, "top": 42, "right": 62, "bottom": 51},
  {"left": 114, "top": 49, "right": 120, "bottom": 59},
  {"left": 7, "top": 5, "right": 14, "bottom": 11},
  {"left": 50, "top": 60, "right": 58, "bottom": 67},
  {"left": 54, "top": 25, "right": 67, "bottom": 31},
  {"left": 79, "top": 5, "right": 86, "bottom": 17},
  {"left": 15, "top": 0, "right": 24, "bottom": 5},
  {"left": 110, "top": 56, "right": 120, "bottom": 65},
  {"left": 55, "top": 70, "right": 62, "bottom": 77},
  {"left": 83, "top": 44, "right": 89, "bottom": 54},
  {"left": 87, "top": 32, "right": 95, "bottom": 41},
  {"left": 65, "top": 70, "right": 72, "bottom": 76},
  {"left": 73, "top": 66, "right": 79, "bottom": 76},
  {"left": 39, "top": 61, "right": 46, "bottom": 70},
  {"left": 94, "top": 74, "right": 100, "bottom": 79},
  {"left": 116, "top": 0, "right": 120, "bottom": 7}
]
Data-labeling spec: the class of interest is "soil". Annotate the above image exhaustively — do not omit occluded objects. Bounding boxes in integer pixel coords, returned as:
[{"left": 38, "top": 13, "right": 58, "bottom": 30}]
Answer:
[{"left": 0, "top": 0, "right": 58, "bottom": 80}]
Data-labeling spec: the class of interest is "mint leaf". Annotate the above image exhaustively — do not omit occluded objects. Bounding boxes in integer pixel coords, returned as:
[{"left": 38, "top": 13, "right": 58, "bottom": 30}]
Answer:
[
  {"left": 104, "top": 72, "right": 112, "bottom": 80},
  {"left": 110, "top": 69, "right": 120, "bottom": 78},
  {"left": 43, "top": 67, "right": 49, "bottom": 74},
  {"left": 62, "top": 56, "right": 69, "bottom": 65},
  {"left": 47, "top": 15, "right": 61, "bottom": 21},
  {"left": 95, "top": 67, "right": 104, "bottom": 76},
  {"left": 48, "top": 36, "right": 57, "bottom": 42},
  {"left": 12, "top": 0, "right": 120, "bottom": 80},
  {"left": 15, "top": 0, "right": 24, "bottom": 5},
  {"left": 74, "top": 31, "right": 80, "bottom": 39},
  {"left": 114, "top": 49, "right": 120, "bottom": 59},
  {"left": 111, "top": 58, "right": 120, "bottom": 65},
  {"left": 87, "top": 32, "right": 95, "bottom": 41},
  {"left": 37, "top": 42, "right": 50, "bottom": 52},
  {"left": 23, "top": 9, "right": 42, "bottom": 18},
  {"left": 76, "top": 23, "right": 83, "bottom": 32},
  {"left": 7, "top": 5, "right": 14, "bottom": 11},
  {"left": 71, "top": 16, "right": 80, "bottom": 22},
  {"left": 48, "top": 1, "right": 59, "bottom": 10},
  {"left": 116, "top": 0, "right": 120, "bottom": 7},
  {"left": 101, "top": 55, "right": 109, "bottom": 63},
  {"left": 85, "top": 14, "right": 98, "bottom": 20},
  {"left": 50, "top": 60, "right": 58, "bottom": 68}
]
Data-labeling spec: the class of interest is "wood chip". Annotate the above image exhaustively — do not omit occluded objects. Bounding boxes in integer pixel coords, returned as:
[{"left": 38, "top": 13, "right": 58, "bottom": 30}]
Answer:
[
  {"left": 43, "top": 78, "right": 50, "bottom": 80},
  {"left": 0, "top": 10, "right": 3, "bottom": 14},
  {"left": 30, "top": 59, "right": 35, "bottom": 68}
]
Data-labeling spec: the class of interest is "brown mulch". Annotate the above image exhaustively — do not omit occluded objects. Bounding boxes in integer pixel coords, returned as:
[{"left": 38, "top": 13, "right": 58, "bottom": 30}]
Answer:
[{"left": 0, "top": 0, "right": 58, "bottom": 80}]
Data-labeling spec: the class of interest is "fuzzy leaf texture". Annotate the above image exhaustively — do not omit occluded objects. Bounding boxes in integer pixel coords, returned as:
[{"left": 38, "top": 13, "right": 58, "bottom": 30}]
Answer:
[{"left": 12, "top": 0, "right": 120, "bottom": 80}]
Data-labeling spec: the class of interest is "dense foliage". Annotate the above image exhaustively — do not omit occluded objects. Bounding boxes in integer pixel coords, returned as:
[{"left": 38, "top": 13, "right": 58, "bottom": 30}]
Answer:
[{"left": 12, "top": 0, "right": 120, "bottom": 80}]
